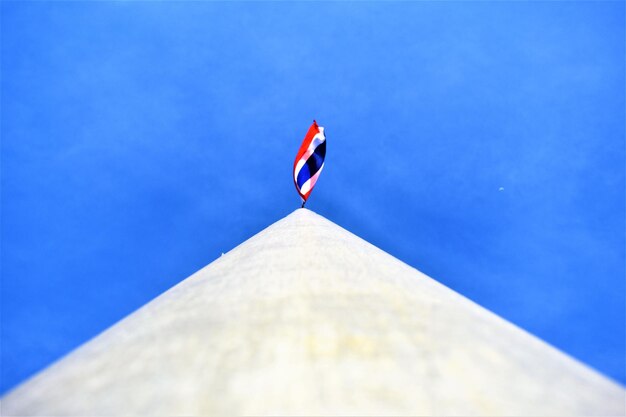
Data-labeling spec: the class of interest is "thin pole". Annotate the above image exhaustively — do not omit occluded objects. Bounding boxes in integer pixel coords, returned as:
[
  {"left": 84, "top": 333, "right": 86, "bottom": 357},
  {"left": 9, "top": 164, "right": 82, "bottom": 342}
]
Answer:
[{"left": 301, "top": 201, "right": 306, "bottom": 208}]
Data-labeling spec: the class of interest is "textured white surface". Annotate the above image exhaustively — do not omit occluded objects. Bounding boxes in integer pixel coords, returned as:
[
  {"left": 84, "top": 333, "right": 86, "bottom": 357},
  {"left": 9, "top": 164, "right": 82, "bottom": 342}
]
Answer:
[{"left": 3, "top": 209, "right": 624, "bottom": 416}]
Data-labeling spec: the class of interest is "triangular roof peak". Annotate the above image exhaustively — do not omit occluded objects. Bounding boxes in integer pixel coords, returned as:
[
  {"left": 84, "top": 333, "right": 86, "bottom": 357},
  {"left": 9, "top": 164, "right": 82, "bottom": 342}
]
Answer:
[{"left": 4, "top": 209, "right": 624, "bottom": 416}]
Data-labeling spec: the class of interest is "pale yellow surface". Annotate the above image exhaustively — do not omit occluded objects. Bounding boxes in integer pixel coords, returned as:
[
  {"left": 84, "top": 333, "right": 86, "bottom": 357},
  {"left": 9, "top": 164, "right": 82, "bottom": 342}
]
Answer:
[{"left": 2, "top": 209, "right": 625, "bottom": 416}]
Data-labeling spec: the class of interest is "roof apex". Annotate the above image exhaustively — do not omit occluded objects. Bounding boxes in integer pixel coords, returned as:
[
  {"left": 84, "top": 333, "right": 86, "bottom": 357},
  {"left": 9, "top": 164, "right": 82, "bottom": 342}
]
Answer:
[{"left": 4, "top": 209, "right": 624, "bottom": 416}]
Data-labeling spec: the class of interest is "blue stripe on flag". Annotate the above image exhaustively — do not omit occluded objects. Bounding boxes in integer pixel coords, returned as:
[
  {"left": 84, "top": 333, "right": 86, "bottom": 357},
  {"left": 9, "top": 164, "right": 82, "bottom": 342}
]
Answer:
[{"left": 296, "top": 141, "right": 326, "bottom": 189}]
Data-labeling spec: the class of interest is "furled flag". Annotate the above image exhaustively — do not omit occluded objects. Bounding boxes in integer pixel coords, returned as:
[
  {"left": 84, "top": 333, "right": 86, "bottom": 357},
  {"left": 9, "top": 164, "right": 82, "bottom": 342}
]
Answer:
[{"left": 293, "top": 120, "right": 326, "bottom": 207}]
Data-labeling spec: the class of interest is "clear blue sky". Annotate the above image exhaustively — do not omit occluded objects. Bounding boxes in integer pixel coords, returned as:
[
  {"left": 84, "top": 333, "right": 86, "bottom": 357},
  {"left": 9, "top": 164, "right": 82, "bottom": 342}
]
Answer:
[{"left": 1, "top": 1, "right": 624, "bottom": 393}]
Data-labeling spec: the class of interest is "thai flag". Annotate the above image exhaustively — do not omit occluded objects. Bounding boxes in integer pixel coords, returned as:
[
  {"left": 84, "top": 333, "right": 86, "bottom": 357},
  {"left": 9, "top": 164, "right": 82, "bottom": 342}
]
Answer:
[{"left": 293, "top": 120, "right": 326, "bottom": 206}]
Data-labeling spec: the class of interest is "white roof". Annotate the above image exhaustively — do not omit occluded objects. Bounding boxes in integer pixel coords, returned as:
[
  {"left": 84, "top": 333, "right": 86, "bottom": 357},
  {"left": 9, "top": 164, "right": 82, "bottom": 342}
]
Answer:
[{"left": 3, "top": 209, "right": 624, "bottom": 415}]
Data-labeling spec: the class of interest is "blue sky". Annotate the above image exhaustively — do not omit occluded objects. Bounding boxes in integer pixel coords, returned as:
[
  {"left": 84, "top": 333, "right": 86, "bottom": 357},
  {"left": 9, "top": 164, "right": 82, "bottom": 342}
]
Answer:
[{"left": 1, "top": 1, "right": 624, "bottom": 393}]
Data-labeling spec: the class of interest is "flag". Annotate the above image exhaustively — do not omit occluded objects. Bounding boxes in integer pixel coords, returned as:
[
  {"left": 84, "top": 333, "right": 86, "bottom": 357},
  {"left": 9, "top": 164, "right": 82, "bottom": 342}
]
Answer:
[{"left": 293, "top": 120, "right": 326, "bottom": 205}]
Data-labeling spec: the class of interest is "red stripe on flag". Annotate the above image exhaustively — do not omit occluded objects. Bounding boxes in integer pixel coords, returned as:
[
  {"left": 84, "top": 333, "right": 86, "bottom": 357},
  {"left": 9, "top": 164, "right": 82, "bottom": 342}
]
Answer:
[{"left": 293, "top": 120, "right": 320, "bottom": 165}]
